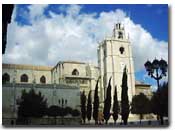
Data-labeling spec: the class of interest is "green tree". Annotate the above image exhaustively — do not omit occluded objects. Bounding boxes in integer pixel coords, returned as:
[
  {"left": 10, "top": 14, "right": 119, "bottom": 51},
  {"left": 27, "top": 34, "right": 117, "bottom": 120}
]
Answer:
[
  {"left": 71, "top": 109, "right": 81, "bottom": 117},
  {"left": 131, "top": 93, "right": 150, "bottom": 124},
  {"left": 121, "top": 66, "right": 130, "bottom": 125},
  {"left": 81, "top": 91, "right": 86, "bottom": 124},
  {"left": 17, "top": 89, "right": 47, "bottom": 123},
  {"left": 113, "top": 86, "right": 119, "bottom": 124},
  {"left": 47, "top": 105, "right": 61, "bottom": 117},
  {"left": 151, "top": 82, "right": 168, "bottom": 125},
  {"left": 103, "top": 77, "right": 112, "bottom": 124},
  {"left": 47, "top": 105, "right": 61, "bottom": 124},
  {"left": 87, "top": 90, "right": 92, "bottom": 122},
  {"left": 93, "top": 79, "right": 99, "bottom": 124},
  {"left": 64, "top": 106, "right": 73, "bottom": 115}
]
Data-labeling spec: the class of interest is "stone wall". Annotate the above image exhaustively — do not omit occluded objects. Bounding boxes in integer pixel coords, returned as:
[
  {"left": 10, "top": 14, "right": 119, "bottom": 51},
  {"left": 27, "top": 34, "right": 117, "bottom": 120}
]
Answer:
[{"left": 2, "top": 83, "right": 81, "bottom": 125}]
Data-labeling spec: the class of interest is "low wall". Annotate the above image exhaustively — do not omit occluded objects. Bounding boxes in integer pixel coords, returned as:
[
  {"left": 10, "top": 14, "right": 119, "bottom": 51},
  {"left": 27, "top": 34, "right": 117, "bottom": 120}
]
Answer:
[{"left": 3, "top": 117, "right": 81, "bottom": 126}]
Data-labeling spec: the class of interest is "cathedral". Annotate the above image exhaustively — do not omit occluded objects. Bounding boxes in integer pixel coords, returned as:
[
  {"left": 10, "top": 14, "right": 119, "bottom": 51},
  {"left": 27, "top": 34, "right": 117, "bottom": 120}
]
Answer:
[{"left": 2, "top": 23, "right": 152, "bottom": 124}]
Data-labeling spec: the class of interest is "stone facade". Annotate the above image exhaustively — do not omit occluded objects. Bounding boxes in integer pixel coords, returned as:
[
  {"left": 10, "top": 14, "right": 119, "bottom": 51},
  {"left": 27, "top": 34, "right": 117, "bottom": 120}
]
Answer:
[
  {"left": 51, "top": 61, "right": 99, "bottom": 96},
  {"left": 2, "top": 64, "right": 52, "bottom": 84},
  {"left": 2, "top": 62, "right": 99, "bottom": 96},
  {"left": 98, "top": 23, "right": 135, "bottom": 104},
  {"left": 135, "top": 81, "right": 152, "bottom": 99},
  {"left": 2, "top": 83, "right": 80, "bottom": 125},
  {"left": 2, "top": 23, "right": 153, "bottom": 125}
]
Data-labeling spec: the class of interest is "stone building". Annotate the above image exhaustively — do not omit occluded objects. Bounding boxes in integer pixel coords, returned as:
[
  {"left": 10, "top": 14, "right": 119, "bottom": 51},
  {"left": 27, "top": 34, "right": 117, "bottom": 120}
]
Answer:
[
  {"left": 2, "top": 83, "right": 80, "bottom": 125},
  {"left": 2, "top": 61, "right": 99, "bottom": 96},
  {"left": 2, "top": 23, "right": 152, "bottom": 124},
  {"left": 51, "top": 61, "right": 99, "bottom": 96},
  {"left": 2, "top": 63, "right": 82, "bottom": 125},
  {"left": 98, "top": 23, "right": 135, "bottom": 104},
  {"left": 2, "top": 64, "right": 52, "bottom": 84},
  {"left": 135, "top": 81, "right": 152, "bottom": 99}
]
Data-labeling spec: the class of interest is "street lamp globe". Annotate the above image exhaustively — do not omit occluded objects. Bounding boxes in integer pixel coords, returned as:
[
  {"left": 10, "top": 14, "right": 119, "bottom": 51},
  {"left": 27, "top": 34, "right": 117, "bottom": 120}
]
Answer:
[
  {"left": 159, "top": 59, "right": 168, "bottom": 76},
  {"left": 152, "top": 58, "right": 160, "bottom": 70},
  {"left": 144, "top": 58, "right": 167, "bottom": 91},
  {"left": 144, "top": 60, "right": 152, "bottom": 75}
]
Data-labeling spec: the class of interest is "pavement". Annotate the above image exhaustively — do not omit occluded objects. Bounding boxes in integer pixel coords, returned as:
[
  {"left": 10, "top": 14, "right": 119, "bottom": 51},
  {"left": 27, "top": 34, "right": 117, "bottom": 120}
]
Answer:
[{"left": 82, "top": 119, "right": 169, "bottom": 127}]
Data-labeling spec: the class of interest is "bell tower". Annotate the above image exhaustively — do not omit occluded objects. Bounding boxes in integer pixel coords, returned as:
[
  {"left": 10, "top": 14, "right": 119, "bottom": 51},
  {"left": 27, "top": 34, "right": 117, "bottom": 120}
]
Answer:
[
  {"left": 113, "top": 23, "right": 126, "bottom": 39},
  {"left": 98, "top": 23, "right": 135, "bottom": 104}
]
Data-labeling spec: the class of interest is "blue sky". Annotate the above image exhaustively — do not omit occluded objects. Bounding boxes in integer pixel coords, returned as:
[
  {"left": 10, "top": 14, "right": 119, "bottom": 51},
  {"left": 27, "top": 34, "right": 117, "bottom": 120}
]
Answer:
[
  {"left": 15, "top": 4, "right": 168, "bottom": 41},
  {"left": 4, "top": 4, "right": 168, "bottom": 90},
  {"left": 81, "top": 4, "right": 168, "bottom": 41}
]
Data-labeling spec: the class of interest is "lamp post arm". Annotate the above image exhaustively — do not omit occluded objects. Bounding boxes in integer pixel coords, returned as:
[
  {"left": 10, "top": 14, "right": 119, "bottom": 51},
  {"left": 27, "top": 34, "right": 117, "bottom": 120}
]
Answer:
[
  {"left": 150, "top": 68, "right": 162, "bottom": 80},
  {"left": 150, "top": 69, "right": 162, "bottom": 91},
  {"left": 151, "top": 74, "right": 162, "bottom": 81},
  {"left": 151, "top": 74, "right": 157, "bottom": 80},
  {"left": 156, "top": 68, "right": 161, "bottom": 90}
]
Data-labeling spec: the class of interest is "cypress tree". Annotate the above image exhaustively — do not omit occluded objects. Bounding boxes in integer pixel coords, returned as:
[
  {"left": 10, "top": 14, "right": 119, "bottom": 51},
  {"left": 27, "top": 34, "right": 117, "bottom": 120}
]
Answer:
[
  {"left": 113, "top": 85, "right": 119, "bottom": 124},
  {"left": 93, "top": 79, "right": 99, "bottom": 124},
  {"left": 87, "top": 90, "right": 92, "bottom": 122},
  {"left": 81, "top": 91, "right": 86, "bottom": 124},
  {"left": 121, "top": 66, "right": 130, "bottom": 125},
  {"left": 103, "top": 77, "right": 112, "bottom": 124}
]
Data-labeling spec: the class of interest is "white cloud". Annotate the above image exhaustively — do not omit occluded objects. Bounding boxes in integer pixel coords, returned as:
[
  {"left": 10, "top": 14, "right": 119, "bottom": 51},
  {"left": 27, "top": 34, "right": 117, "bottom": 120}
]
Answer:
[
  {"left": 28, "top": 4, "right": 48, "bottom": 23},
  {"left": 123, "top": 18, "right": 168, "bottom": 71},
  {"left": 3, "top": 5, "right": 168, "bottom": 72}
]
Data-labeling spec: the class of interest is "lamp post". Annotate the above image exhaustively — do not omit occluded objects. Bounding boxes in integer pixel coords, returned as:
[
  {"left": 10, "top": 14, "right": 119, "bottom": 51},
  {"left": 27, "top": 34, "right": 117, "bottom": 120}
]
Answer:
[
  {"left": 144, "top": 58, "right": 168, "bottom": 125},
  {"left": 144, "top": 58, "right": 167, "bottom": 91},
  {"left": 58, "top": 98, "right": 67, "bottom": 125}
]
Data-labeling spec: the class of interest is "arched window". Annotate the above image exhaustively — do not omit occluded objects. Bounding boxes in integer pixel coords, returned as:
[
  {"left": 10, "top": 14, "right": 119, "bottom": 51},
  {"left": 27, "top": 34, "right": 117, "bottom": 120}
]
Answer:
[
  {"left": 40, "top": 75, "right": 46, "bottom": 84},
  {"left": 118, "top": 31, "right": 123, "bottom": 39},
  {"left": 119, "top": 47, "right": 125, "bottom": 54},
  {"left": 72, "top": 69, "right": 79, "bottom": 76},
  {"left": 2, "top": 73, "right": 10, "bottom": 83},
  {"left": 20, "top": 74, "right": 28, "bottom": 82}
]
